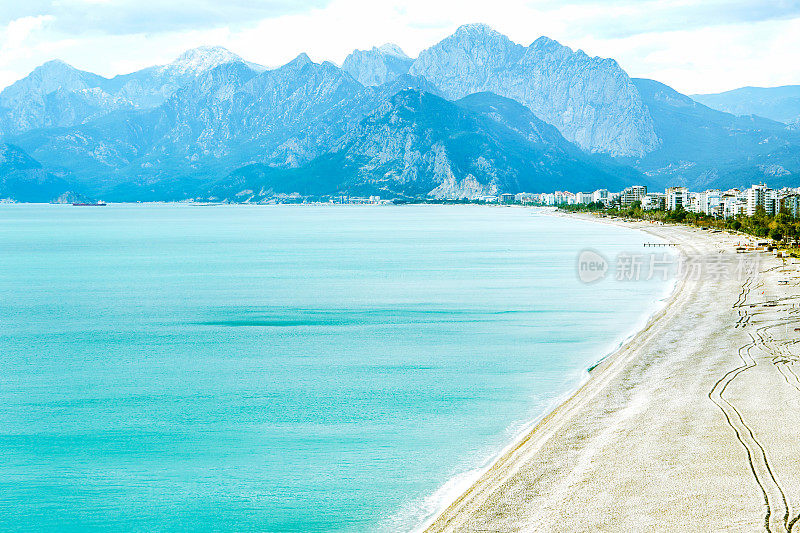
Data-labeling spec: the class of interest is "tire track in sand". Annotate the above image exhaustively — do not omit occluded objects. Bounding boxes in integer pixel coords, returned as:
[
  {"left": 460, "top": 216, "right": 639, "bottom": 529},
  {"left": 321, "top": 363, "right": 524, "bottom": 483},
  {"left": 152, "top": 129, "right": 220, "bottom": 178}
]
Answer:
[{"left": 710, "top": 268, "right": 794, "bottom": 532}]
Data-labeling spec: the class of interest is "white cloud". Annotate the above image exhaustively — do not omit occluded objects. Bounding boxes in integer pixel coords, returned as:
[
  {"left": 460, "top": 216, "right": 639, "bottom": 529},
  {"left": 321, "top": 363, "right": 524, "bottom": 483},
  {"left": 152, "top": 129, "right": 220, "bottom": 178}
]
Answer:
[
  {"left": 579, "top": 17, "right": 800, "bottom": 93},
  {"left": 0, "top": 14, "right": 53, "bottom": 55},
  {"left": 0, "top": 15, "right": 55, "bottom": 87}
]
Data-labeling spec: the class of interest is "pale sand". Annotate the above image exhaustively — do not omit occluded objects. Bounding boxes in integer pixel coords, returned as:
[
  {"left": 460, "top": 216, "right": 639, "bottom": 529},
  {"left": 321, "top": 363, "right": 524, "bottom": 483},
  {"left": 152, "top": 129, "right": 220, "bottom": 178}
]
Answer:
[{"left": 425, "top": 214, "right": 800, "bottom": 533}]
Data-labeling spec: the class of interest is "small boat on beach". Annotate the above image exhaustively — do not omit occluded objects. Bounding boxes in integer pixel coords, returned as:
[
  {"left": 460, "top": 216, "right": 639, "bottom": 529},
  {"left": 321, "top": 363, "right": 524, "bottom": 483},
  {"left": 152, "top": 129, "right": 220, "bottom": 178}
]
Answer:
[{"left": 72, "top": 202, "right": 107, "bottom": 206}]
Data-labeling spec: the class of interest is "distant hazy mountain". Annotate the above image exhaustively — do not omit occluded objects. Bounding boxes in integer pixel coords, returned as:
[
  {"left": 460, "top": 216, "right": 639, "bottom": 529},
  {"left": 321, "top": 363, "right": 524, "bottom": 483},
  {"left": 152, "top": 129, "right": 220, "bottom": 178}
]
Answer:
[
  {"left": 342, "top": 44, "right": 413, "bottom": 86},
  {"left": 9, "top": 56, "right": 442, "bottom": 200},
  {"left": 692, "top": 86, "right": 800, "bottom": 124},
  {"left": 1, "top": 25, "right": 799, "bottom": 202},
  {"left": 0, "top": 46, "right": 260, "bottom": 136},
  {"left": 409, "top": 24, "right": 660, "bottom": 157},
  {"left": 629, "top": 78, "right": 800, "bottom": 189},
  {"left": 0, "top": 61, "right": 122, "bottom": 134},
  {"left": 208, "top": 90, "right": 640, "bottom": 201},
  {"left": 0, "top": 144, "right": 72, "bottom": 202}
]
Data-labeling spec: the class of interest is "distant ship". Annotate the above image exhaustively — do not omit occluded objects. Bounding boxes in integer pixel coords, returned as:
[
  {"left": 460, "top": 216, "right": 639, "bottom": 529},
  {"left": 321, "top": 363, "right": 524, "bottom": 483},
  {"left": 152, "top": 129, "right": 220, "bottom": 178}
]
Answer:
[{"left": 72, "top": 202, "right": 107, "bottom": 206}]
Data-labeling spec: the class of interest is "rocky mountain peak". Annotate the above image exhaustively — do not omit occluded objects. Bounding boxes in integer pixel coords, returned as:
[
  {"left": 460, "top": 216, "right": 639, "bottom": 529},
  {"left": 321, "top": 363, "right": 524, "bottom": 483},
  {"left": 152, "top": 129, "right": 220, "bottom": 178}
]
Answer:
[
  {"left": 342, "top": 44, "right": 413, "bottom": 86},
  {"left": 166, "top": 46, "right": 245, "bottom": 75},
  {"left": 375, "top": 43, "right": 409, "bottom": 58},
  {"left": 530, "top": 35, "right": 561, "bottom": 50},
  {"left": 453, "top": 23, "right": 500, "bottom": 37},
  {"left": 278, "top": 53, "right": 315, "bottom": 75},
  {"left": 0, "top": 58, "right": 101, "bottom": 108},
  {"left": 429, "top": 23, "right": 521, "bottom": 54},
  {"left": 409, "top": 28, "right": 659, "bottom": 156},
  {"left": 37, "top": 59, "right": 75, "bottom": 72}
]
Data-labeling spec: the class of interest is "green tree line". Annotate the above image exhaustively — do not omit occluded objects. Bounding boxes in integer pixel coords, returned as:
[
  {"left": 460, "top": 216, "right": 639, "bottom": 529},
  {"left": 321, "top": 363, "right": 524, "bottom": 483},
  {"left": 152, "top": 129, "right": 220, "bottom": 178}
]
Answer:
[{"left": 558, "top": 202, "right": 800, "bottom": 244}]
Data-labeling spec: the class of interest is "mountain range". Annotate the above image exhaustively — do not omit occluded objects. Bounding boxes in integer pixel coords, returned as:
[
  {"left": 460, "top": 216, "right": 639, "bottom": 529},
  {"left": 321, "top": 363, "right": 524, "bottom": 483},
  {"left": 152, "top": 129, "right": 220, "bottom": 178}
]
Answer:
[
  {"left": 692, "top": 86, "right": 800, "bottom": 125},
  {"left": 0, "top": 24, "right": 798, "bottom": 202}
]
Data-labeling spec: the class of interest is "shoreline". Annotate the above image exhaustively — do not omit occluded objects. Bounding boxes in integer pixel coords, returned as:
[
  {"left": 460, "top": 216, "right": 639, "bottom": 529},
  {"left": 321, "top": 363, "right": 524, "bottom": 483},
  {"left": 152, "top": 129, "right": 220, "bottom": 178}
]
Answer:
[
  {"left": 424, "top": 211, "right": 800, "bottom": 531},
  {"left": 414, "top": 211, "right": 683, "bottom": 532}
]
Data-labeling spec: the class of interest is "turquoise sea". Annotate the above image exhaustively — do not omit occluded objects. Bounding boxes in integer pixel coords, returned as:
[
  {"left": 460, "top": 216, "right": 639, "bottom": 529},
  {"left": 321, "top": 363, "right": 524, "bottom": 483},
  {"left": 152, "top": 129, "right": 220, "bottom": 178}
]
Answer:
[{"left": 0, "top": 204, "right": 671, "bottom": 532}]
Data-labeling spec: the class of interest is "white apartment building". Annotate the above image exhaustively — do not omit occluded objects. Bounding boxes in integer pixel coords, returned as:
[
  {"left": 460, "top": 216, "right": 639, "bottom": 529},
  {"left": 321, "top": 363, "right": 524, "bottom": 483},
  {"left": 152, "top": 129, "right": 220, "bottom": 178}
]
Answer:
[
  {"left": 768, "top": 189, "right": 779, "bottom": 215},
  {"left": 541, "top": 193, "right": 556, "bottom": 205},
  {"left": 499, "top": 193, "right": 515, "bottom": 203},
  {"left": 779, "top": 193, "right": 800, "bottom": 217},
  {"left": 529, "top": 183, "right": 794, "bottom": 219},
  {"left": 515, "top": 192, "right": 537, "bottom": 204},
  {"left": 745, "top": 184, "right": 777, "bottom": 216},
  {"left": 642, "top": 193, "right": 666, "bottom": 211},
  {"left": 706, "top": 189, "right": 722, "bottom": 216},
  {"left": 686, "top": 192, "right": 702, "bottom": 213},
  {"left": 592, "top": 189, "right": 609, "bottom": 204},
  {"left": 722, "top": 195, "right": 746, "bottom": 218},
  {"left": 695, "top": 189, "right": 722, "bottom": 216},
  {"left": 666, "top": 187, "right": 689, "bottom": 211},
  {"left": 620, "top": 185, "right": 647, "bottom": 207}
]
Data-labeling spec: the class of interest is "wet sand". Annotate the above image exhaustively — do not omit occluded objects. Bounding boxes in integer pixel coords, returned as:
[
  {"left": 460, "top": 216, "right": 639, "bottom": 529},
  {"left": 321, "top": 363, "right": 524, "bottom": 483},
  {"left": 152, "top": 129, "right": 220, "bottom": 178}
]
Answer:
[{"left": 425, "top": 215, "right": 800, "bottom": 532}]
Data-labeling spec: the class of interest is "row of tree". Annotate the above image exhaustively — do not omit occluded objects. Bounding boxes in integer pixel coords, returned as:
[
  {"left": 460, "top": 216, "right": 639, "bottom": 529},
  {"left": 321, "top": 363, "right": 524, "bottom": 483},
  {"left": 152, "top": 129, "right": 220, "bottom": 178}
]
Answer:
[{"left": 558, "top": 202, "right": 800, "bottom": 244}]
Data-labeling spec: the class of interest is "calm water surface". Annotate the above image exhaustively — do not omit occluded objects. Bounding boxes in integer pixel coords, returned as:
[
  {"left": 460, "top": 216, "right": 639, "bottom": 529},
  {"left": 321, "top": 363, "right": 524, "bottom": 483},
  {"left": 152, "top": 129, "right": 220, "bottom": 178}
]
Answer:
[{"left": 0, "top": 205, "right": 670, "bottom": 531}]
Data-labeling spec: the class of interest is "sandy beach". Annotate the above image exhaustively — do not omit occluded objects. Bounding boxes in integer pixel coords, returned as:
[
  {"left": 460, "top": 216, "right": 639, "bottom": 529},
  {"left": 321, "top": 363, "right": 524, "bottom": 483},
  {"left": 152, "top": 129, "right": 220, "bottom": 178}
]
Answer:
[{"left": 425, "top": 214, "right": 800, "bottom": 532}]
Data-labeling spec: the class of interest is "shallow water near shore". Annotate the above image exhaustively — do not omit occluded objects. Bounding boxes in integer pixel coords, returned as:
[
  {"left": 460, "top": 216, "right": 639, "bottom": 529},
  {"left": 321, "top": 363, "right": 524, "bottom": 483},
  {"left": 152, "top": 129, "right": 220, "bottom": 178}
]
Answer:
[{"left": 0, "top": 204, "right": 672, "bottom": 531}]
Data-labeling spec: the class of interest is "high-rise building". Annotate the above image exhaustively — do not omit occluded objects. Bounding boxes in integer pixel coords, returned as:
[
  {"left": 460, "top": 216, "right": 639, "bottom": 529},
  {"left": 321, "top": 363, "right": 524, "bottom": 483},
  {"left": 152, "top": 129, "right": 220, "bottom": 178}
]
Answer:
[
  {"left": 642, "top": 193, "right": 665, "bottom": 211},
  {"left": 745, "top": 184, "right": 776, "bottom": 216},
  {"left": 666, "top": 187, "right": 689, "bottom": 211},
  {"left": 620, "top": 185, "right": 647, "bottom": 207},
  {"left": 779, "top": 193, "right": 800, "bottom": 217},
  {"left": 694, "top": 189, "right": 722, "bottom": 216},
  {"left": 592, "top": 189, "right": 609, "bottom": 204}
]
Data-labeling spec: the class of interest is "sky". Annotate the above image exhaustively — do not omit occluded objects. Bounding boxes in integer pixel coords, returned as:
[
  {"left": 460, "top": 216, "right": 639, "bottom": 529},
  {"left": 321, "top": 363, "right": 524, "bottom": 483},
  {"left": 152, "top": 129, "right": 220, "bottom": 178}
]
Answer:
[{"left": 0, "top": 0, "right": 799, "bottom": 95}]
